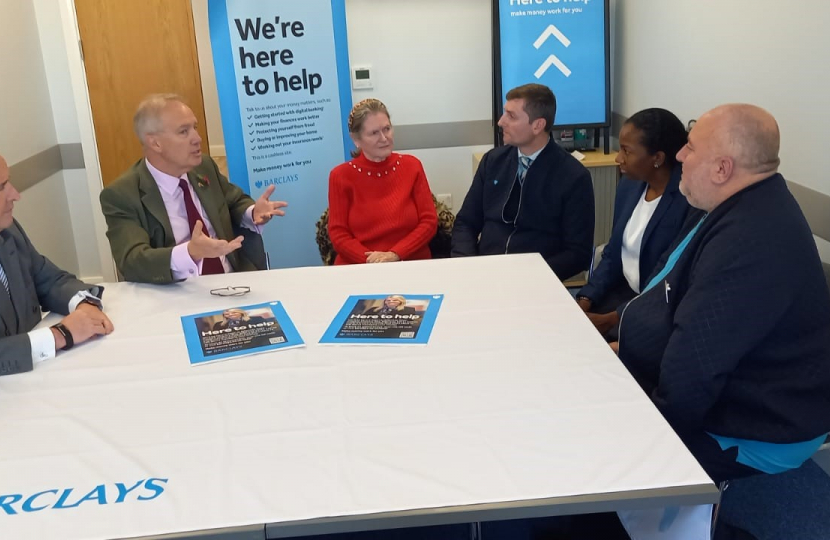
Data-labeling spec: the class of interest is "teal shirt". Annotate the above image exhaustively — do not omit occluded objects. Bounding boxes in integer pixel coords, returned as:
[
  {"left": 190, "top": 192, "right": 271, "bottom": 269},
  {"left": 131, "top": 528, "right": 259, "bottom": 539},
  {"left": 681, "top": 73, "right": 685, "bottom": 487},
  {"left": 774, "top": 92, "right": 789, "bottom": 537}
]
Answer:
[{"left": 709, "top": 432, "right": 827, "bottom": 474}]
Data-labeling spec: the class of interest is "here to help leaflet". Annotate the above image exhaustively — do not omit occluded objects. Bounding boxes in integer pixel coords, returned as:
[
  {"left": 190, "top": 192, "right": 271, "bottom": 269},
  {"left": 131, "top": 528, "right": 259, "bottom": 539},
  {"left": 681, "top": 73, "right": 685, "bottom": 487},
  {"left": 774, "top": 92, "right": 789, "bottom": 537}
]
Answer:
[
  {"left": 319, "top": 294, "right": 444, "bottom": 345},
  {"left": 181, "top": 301, "right": 304, "bottom": 366}
]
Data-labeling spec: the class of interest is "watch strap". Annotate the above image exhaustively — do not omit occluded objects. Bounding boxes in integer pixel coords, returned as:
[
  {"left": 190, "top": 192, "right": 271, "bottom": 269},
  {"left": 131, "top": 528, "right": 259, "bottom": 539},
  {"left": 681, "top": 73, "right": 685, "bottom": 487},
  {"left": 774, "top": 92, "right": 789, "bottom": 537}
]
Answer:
[
  {"left": 80, "top": 297, "right": 103, "bottom": 310},
  {"left": 51, "top": 323, "right": 74, "bottom": 351}
]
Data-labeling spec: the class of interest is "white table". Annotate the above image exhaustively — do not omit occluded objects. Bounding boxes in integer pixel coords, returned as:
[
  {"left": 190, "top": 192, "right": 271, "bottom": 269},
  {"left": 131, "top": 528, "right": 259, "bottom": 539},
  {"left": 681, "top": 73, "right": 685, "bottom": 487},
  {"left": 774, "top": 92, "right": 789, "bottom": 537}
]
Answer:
[{"left": 0, "top": 254, "right": 717, "bottom": 539}]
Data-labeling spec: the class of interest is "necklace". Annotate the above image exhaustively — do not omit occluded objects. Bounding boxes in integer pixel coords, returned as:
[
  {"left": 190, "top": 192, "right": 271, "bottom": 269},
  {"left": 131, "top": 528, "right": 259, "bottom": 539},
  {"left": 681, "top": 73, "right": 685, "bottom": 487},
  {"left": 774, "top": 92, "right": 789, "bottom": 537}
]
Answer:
[{"left": 349, "top": 158, "right": 401, "bottom": 178}]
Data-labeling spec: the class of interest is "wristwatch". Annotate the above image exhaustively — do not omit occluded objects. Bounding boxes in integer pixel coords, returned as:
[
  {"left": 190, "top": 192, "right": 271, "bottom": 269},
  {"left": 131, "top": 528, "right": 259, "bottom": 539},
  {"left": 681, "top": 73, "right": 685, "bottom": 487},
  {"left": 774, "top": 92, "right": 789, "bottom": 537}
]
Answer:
[
  {"left": 80, "top": 296, "right": 103, "bottom": 310},
  {"left": 51, "top": 323, "right": 74, "bottom": 350}
]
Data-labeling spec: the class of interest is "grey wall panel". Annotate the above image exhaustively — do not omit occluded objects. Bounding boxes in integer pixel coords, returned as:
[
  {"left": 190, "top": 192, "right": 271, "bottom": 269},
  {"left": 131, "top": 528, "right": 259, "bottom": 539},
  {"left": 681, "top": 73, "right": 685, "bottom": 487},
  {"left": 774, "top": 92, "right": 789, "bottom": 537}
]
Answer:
[
  {"left": 590, "top": 165, "right": 619, "bottom": 247},
  {"left": 394, "top": 120, "right": 493, "bottom": 151},
  {"left": 9, "top": 144, "right": 86, "bottom": 192},
  {"left": 8, "top": 146, "right": 62, "bottom": 192},
  {"left": 787, "top": 181, "right": 830, "bottom": 242},
  {"left": 59, "top": 143, "right": 85, "bottom": 169}
]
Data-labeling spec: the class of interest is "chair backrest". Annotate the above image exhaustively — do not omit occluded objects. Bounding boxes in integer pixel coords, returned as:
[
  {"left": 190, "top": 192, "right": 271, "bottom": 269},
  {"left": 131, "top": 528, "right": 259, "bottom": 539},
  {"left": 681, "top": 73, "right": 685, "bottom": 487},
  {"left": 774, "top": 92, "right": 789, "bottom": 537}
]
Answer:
[
  {"left": 315, "top": 194, "right": 455, "bottom": 265},
  {"left": 234, "top": 222, "right": 268, "bottom": 270},
  {"left": 788, "top": 181, "right": 830, "bottom": 291},
  {"left": 429, "top": 194, "right": 455, "bottom": 259},
  {"left": 315, "top": 208, "right": 336, "bottom": 266},
  {"left": 588, "top": 243, "right": 606, "bottom": 280}
]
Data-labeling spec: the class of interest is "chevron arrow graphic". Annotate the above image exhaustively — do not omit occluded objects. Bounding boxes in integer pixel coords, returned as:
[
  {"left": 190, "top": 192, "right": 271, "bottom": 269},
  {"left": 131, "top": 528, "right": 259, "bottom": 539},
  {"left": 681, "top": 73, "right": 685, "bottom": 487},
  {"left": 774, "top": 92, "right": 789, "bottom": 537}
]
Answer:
[
  {"left": 535, "top": 54, "right": 572, "bottom": 78},
  {"left": 534, "top": 24, "right": 571, "bottom": 49}
]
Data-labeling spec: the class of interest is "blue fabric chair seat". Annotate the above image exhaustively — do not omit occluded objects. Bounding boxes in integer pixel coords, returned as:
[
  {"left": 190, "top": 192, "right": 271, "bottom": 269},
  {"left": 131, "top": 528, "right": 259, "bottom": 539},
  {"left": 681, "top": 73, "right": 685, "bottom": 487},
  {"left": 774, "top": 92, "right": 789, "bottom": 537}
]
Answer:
[{"left": 717, "top": 459, "right": 830, "bottom": 540}]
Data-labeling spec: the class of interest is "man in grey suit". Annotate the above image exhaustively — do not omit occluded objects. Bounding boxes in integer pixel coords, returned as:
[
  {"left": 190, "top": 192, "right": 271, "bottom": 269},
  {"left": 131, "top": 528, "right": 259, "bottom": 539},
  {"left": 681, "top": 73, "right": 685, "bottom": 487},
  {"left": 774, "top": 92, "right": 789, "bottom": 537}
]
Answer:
[{"left": 0, "top": 154, "right": 113, "bottom": 375}]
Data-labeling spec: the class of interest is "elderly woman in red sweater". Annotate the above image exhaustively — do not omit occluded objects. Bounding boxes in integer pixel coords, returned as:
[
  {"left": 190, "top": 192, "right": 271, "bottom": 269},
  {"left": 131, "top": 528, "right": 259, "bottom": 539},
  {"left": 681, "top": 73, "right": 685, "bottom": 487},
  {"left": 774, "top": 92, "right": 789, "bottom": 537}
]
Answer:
[{"left": 327, "top": 99, "right": 437, "bottom": 264}]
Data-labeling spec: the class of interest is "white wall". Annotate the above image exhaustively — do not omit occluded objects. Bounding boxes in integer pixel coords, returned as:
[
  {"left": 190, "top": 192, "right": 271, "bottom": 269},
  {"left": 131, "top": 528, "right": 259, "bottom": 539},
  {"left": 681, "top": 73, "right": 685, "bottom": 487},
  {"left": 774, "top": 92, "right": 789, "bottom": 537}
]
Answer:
[
  {"left": 614, "top": 0, "right": 830, "bottom": 196},
  {"left": 344, "top": 0, "right": 493, "bottom": 211},
  {"left": 0, "top": 0, "right": 57, "bottom": 163},
  {"left": 191, "top": 0, "right": 225, "bottom": 156},
  {"left": 13, "top": 172, "right": 79, "bottom": 273},
  {"left": 31, "top": 0, "right": 103, "bottom": 281},
  {"left": 344, "top": 0, "right": 491, "bottom": 126},
  {"left": 62, "top": 168, "right": 103, "bottom": 279},
  {"left": 408, "top": 145, "right": 494, "bottom": 213},
  {"left": 0, "top": 0, "right": 85, "bottom": 276},
  {"left": 32, "top": 0, "right": 81, "bottom": 144}
]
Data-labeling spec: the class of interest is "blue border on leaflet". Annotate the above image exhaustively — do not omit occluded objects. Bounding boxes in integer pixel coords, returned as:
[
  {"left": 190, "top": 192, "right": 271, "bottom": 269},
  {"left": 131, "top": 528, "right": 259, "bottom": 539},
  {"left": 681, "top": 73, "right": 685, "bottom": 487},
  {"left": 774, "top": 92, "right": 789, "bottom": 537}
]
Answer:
[{"left": 320, "top": 294, "right": 444, "bottom": 345}]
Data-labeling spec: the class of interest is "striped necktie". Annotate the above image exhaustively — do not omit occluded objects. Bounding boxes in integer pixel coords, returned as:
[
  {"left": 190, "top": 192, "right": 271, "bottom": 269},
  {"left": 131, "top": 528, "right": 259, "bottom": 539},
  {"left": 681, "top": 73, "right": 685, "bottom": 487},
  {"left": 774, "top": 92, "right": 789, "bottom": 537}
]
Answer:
[
  {"left": 0, "top": 261, "right": 10, "bottom": 297},
  {"left": 517, "top": 156, "right": 532, "bottom": 184}
]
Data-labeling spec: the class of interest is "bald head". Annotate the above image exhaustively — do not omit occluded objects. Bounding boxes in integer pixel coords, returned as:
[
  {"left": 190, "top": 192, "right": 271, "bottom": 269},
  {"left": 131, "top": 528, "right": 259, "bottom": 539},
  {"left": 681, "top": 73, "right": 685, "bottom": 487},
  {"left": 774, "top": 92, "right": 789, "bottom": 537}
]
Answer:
[
  {"left": 677, "top": 104, "right": 783, "bottom": 212},
  {"left": 705, "top": 104, "right": 780, "bottom": 175}
]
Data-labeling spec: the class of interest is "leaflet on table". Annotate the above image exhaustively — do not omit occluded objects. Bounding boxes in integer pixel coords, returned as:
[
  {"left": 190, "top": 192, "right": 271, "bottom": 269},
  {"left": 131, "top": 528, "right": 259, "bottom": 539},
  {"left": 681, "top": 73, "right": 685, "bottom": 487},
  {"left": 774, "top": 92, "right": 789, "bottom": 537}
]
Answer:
[
  {"left": 319, "top": 294, "right": 444, "bottom": 345},
  {"left": 181, "top": 301, "right": 304, "bottom": 365}
]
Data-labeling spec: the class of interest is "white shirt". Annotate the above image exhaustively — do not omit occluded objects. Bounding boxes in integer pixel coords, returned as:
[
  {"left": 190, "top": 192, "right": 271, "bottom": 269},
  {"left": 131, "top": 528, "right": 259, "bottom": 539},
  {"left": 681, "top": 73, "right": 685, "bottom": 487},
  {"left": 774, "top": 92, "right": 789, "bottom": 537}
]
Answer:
[
  {"left": 515, "top": 145, "right": 545, "bottom": 167},
  {"left": 621, "top": 190, "right": 661, "bottom": 293},
  {"left": 29, "top": 289, "right": 101, "bottom": 365}
]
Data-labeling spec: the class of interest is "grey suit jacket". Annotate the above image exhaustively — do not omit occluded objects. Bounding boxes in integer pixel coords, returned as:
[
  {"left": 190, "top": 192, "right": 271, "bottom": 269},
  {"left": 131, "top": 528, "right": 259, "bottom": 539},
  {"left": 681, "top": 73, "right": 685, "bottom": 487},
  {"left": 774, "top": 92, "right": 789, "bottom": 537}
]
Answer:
[{"left": 0, "top": 221, "right": 99, "bottom": 375}]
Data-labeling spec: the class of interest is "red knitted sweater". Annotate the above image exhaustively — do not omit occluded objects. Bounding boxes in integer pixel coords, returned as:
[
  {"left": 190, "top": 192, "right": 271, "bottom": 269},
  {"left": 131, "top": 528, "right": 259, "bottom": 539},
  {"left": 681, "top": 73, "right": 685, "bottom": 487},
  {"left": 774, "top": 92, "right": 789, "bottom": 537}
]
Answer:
[{"left": 327, "top": 152, "right": 437, "bottom": 265}]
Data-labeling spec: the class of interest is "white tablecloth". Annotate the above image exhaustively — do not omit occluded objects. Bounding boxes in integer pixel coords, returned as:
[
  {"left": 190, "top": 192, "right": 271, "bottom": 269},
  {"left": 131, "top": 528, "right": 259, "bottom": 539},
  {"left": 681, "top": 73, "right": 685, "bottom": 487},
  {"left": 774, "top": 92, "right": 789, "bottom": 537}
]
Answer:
[{"left": 0, "top": 254, "right": 716, "bottom": 539}]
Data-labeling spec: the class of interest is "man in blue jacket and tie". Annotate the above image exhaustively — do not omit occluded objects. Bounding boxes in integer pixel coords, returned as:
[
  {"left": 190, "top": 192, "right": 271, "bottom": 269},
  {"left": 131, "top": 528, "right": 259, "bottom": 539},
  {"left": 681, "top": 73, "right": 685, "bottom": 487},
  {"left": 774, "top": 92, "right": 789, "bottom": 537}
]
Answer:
[{"left": 451, "top": 84, "right": 595, "bottom": 280}]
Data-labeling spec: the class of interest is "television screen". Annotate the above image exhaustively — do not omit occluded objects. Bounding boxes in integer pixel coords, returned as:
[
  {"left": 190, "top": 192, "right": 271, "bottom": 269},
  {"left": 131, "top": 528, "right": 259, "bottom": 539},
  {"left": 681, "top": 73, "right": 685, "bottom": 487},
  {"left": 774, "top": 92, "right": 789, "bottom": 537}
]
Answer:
[{"left": 493, "top": 0, "right": 610, "bottom": 137}]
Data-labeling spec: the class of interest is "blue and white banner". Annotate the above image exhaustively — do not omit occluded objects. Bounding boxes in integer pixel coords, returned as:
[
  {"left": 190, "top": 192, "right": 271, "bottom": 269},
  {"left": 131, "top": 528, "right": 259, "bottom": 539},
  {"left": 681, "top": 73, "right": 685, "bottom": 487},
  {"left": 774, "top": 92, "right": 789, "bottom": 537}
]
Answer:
[
  {"left": 209, "top": 0, "right": 352, "bottom": 268},
  {"left": 498, "top": 0, "right": 608, "bottom": 127}
]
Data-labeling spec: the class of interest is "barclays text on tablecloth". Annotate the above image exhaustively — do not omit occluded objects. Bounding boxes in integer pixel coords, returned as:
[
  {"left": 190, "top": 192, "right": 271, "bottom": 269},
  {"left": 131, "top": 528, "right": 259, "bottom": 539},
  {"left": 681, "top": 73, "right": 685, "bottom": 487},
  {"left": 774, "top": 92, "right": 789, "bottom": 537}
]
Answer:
[{"left": 0, "top": 478, "right": 168, "bottom": 515}]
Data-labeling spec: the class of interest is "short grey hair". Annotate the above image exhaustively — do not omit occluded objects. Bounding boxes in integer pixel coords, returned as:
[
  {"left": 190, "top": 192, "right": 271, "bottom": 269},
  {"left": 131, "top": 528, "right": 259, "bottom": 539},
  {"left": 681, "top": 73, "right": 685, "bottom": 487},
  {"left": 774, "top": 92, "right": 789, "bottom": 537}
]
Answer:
[{"left": 133, "top": 93, "right": 186, "bottom": 142}]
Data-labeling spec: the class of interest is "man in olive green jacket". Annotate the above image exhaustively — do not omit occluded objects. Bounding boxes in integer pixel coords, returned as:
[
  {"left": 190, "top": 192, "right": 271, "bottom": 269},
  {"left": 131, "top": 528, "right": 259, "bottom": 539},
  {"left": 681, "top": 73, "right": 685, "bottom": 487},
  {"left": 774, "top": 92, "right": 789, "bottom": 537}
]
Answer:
[{"left": 100, "top": 94, "right": 287, "bottom": 284}]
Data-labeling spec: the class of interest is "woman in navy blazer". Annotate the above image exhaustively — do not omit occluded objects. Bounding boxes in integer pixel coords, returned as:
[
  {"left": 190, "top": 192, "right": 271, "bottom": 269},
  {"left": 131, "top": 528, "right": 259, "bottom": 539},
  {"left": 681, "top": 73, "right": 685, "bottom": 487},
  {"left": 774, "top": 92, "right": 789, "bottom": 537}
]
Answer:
[{"left": 577, "top": 109, "right": 691, "bottom": 338}]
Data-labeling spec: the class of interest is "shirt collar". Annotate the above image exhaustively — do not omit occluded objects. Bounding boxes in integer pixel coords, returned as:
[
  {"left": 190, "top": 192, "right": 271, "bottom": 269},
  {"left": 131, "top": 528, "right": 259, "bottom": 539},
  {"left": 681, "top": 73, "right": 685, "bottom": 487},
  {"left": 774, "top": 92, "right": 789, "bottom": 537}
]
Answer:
[
  {"left": 145, "top": 158, "right": 186, "bottom": 196},
  {"left": 516, "top": 142, "right": 545, "bottom": 163}
]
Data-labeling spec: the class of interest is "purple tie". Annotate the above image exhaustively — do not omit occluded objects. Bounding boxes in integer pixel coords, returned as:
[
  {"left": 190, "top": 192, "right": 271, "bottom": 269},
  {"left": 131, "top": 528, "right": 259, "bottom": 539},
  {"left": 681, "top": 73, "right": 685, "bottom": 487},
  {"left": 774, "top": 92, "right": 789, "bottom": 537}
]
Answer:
[{"left": 178, "top": 178, "right": 224, "bottom": 275}]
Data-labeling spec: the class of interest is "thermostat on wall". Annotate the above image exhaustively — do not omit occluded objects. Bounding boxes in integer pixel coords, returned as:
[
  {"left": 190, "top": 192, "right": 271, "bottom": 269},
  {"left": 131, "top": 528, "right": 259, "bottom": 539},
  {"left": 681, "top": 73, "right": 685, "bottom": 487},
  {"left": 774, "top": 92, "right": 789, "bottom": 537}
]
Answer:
[{"left": 352, "top": 65, "right": 373, "bottom": 90}]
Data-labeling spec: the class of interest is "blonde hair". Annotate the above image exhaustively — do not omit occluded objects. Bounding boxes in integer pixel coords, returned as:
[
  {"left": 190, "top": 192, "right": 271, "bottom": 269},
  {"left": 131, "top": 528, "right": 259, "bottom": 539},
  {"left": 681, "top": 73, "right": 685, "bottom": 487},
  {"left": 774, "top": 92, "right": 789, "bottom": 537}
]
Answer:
[
  {"left": 385, "top": 295, "right": 407, "bottom": 310},
  {"left": 134, "top": 93, "right": 187, "bottom": 142},
  {"left": 223, "top": 309, "right": 250, "bottom": 321},
  {"left": 348, "top": 98, "right": 390, "bottom": 158}
]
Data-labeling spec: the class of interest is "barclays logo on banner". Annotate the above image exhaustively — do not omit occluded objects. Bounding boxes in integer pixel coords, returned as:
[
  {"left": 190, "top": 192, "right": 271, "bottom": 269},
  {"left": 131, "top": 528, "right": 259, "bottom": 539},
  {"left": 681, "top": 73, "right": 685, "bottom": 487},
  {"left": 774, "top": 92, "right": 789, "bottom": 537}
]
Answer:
[
  {"left": 0, "top": 478, "right": 168, "bottom": 515},
  {"left": 255, "top": 174, "right": 300, "bottom": 189}
]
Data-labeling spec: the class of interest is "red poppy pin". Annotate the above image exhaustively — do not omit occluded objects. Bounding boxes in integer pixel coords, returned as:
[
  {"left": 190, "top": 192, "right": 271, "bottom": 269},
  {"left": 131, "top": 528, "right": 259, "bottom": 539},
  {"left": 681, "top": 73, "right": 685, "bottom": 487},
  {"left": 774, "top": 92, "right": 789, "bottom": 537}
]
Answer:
[{"left": 196, "top": 174, "right": 210, "bottom": 188}]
